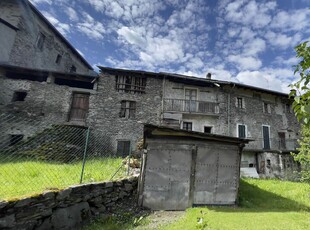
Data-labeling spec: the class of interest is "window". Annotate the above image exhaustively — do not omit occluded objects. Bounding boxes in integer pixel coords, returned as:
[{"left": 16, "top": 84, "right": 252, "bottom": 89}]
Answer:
[
  {"left": 236, "top": 97, "right": 244, "bottom": 108},
  {"left": 263, "top": 102, "right": 271, "bottom": 113},
  {"left": 9, "top": 134, "right": 24, "bottom": 146},
  {"left": 117, "top": 140, "right": 130, "bottom": 157},
  {"left": 120, "top": 101, "right": 136, "bottom": 118},
  {"left": 36, "top": 32, "right": 45, "bottom": 50},
  {"left": 204, "top": 126, "right": 212, "bottom": 133},
  {"left": 266, "top": 159, "right": 271, "bottom": 168},
  {"left": 182, "top": 122, "right": 192, "bottom": 131},
  {"left": 12, "top": 91, "right": 27, "bottom": 102},
  {"left": 69, "top": 93, "right": 89, "bottom": 122},
  {"left": 262, "top": 125, "right": 271, "bottom": 149},
  {"left": 238, "top": 124, "right": 246, "bottom": 138},
  {"left": 70, "top": 65, "right": 76, "bottom": 73},
  {"left": 185, "top": 89, "right": 197, "bottom": 112},
  {"left": 115, "top": 75, "right": 146, "bottom": 94},
  {"left": 55, "top": 54, "right": 62, "bottom": 64}
]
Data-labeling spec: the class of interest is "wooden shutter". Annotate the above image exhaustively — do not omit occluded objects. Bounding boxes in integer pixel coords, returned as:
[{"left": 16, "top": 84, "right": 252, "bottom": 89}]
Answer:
[{"left": 69, "top": 93, "right": 89, "bottom": 121}]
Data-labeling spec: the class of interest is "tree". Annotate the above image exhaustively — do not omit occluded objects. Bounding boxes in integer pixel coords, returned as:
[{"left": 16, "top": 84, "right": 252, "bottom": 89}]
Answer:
[{"left": 289, "top": 41, "right": 310, "bottom": 182}]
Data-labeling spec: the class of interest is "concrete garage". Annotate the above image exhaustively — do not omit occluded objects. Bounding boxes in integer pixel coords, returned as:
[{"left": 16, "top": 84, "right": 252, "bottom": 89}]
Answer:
[{"left": 138, "top": 125, "right": 249, "bottom": 210}]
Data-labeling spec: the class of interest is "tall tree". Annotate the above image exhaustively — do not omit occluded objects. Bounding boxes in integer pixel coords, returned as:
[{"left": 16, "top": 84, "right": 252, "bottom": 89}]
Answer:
[{"left": 289, "top": 41, "right": 310, "bottom": 182}]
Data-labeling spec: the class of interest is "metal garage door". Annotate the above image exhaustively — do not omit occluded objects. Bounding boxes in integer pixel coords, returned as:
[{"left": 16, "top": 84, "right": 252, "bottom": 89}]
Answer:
[
  {"left": 194, "top": 144, "right": 240, "bottom": 205},
  {"left": 142, "top": 143, "right": 193, "bottom": 210}
]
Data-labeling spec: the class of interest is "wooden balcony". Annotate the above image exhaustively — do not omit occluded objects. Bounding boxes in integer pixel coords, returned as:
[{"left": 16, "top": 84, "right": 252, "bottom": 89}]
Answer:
[{"left": 163, "top": 99, "right": 220, "bottom": 115}]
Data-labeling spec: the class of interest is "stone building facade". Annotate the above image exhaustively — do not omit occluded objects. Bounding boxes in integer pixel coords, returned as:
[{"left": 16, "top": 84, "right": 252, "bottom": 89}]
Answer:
[
  {"left": 0, "top": 1, "right": 300, "bottom": 179},
  {"left": 0, "top": 0, "right": 94, "bottom": 75},
  {"left": 0, "top": 0, "right": 96, "bottom": 147},
  {"left": 94, "top": 67, "right": 300, "bottom": 179}
]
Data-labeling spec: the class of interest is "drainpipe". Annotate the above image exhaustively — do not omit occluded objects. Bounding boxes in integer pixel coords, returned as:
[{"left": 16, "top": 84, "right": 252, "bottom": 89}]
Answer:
[
  {"left": 227, "top": 93, "right": 231, "bottom": 136},
  {"left": 161, "top": 76, "right": 166, "bottom": 125}
]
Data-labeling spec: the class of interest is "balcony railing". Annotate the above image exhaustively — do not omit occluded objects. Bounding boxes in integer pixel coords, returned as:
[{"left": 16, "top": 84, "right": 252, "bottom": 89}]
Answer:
[
  {"left": 245, "top": 138, "right": 299, "bottom": 151},
  {"left": 163, "top": 99, "right": 220, "bottom": 115}
]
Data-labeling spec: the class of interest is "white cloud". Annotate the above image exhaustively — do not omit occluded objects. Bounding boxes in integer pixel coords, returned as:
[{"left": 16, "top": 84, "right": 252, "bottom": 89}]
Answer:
[
  {"left": 41, "top": 11, "right": 70, "bottom": 35},
  {"left": 228, "top": 55, "right": 262, "bottom": 70},
  {"left": 30, "top": 0, "right": 52, "bottom": 5},
  {"left": 65, "top": 7, "right": 79, "bottom": 21},
  {"left": 243, "top": 38, "right": 266, "bottom": 56},
  {"left": 271, "top": 9, "right": 310, "bottom": 32},
  {"left": 235, "top": 68, "right": 296, "bottom": 93},
  {"left": 117, "top": 27, "right": 146, "bottom": 46},
  {"left": 76, "top": 12, "right": 105, "bottom": 40}
]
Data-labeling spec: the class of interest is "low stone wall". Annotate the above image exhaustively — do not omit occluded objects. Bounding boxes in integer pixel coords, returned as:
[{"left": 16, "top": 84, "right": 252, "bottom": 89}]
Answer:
[{"left": 0, "top": 177, "right": 138, "bottom": 229}]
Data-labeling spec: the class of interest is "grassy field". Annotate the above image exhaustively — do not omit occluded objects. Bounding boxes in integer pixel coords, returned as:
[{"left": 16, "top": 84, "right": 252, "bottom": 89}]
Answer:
[
  {"left": 85, "top": 179, "right": 310, "bottom": 230},
  {"left": 164, "top": 179, "right": 310, "bottom": 230},
  {"left": 0, "top": 157, "right": 125, "bottom": 200}
]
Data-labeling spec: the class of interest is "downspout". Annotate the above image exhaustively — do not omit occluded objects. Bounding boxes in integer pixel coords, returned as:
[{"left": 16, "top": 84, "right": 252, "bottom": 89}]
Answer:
[
  {"left": 161, "top": 76, "right": 166, "bottom": 125},
  {"left": 227, "top": 93, "right": 231, "bottom": 136}
]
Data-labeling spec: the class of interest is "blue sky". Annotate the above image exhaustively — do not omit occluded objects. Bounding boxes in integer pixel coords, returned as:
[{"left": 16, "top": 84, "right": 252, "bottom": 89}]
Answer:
[{"left": 30, "top": 0, "right": 309, "bottom": 93}]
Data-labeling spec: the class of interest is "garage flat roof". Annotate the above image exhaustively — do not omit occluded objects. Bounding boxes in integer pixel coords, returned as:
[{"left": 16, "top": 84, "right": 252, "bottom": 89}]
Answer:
[{"left": 144, "top": 124, "right": 251, "bottom": 145}]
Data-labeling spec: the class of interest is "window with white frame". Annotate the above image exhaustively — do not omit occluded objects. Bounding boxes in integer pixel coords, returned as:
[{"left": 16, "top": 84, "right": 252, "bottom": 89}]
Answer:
[
  {"left": 238, "top": 124, "right": 246, "bottom": 138},
  {"left": 236, "top": 97, "right": 245, "bottom": 109}
]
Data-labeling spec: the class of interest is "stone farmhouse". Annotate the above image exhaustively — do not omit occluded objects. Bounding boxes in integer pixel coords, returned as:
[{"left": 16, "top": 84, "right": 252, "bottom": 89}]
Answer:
[{"left": 0, "top": 0, "right": 300, "bottom": 179}]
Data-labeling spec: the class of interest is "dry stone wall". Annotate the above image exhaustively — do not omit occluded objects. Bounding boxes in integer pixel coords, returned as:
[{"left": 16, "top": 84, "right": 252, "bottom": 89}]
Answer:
[{"left": 0, "top": 177, "right": 138, "bottom": 230}]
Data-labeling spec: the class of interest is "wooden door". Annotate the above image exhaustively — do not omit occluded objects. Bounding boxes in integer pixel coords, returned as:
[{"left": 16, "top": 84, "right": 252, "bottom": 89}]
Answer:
[
  {"left": 69, "top": 93, "right": 89, "bottom": 121},
  {"left": 185, "top": 89, "right": 197, "bottom": 112}
]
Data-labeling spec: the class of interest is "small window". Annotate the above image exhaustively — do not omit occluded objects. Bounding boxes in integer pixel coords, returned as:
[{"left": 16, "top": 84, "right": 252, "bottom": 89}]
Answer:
[
  {"left": 263, "top": 102, "right": 271, "bottom": 113},
  {"left": 249, "top": 163, "right": 254, "bottom": 168},
  {"left": 238, "top": 124, "right": 246, "bottom": 138},
  {"left": 115, "top": 75, "right": 146, "bottom": 94},
  {"left": 117, "top": 140, "right": 130, "bottom": 157},
  {"left": 182, "top": 122, "right": 192, "bottom": 131},
  {"left": 36, "top": 32, "right": 46, "bottom": 50},
  {"left": 55, "top": 54, "right": 62, "bottom": 64},
  {"left": 70, "top": 65, "right": 77, "bottom": 73},
  {"left": 204, "top": 126, "right": 212, "bottom": 133},
  {"left": 120, "top": 101, "right": 136, "bottom": 118},
  {"left": 237, "top": 97, "right": 244, "bottom": 109},
  {"left": 9, "top": 134, "right": 24, "bottom": 146},
  {"left": 266, "top": 159, "right": 271, "bottom": 167},
  {"left": 69, "top": 93, "right": 89, "bottom": 122},
  {"left": 12, "top": 91, "right": 27, "bottom": 102}
]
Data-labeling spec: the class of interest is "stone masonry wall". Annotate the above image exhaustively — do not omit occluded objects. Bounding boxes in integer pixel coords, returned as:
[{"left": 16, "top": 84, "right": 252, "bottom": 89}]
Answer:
[
  {"left": 0, "top": 177, "right": 138, "bottom": 230},
  {"left": 0, "top": 0, "right": 92, "bottom": 75},
  {"left": 87, "top": 73, "right": 163, "bottom": 154}
]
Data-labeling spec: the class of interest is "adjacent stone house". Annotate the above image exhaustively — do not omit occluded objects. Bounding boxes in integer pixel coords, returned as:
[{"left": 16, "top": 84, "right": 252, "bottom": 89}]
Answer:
[
  {"left": 95, "top": 67, "right": 300, "bottom": 178},
  {"left": 0, "top": 0, "right": 97, "bottom": 146}
]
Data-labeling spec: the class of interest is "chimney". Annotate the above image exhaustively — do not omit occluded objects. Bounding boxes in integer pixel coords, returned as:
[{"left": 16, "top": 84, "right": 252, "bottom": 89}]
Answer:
[{"left": 206, "top": 72, "right": 211, "bottom": 79}]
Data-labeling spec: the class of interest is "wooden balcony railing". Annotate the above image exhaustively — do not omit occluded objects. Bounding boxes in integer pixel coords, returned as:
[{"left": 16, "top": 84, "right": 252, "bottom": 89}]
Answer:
[{"left": 163, "top": 99, "right": 219, "bottom": 115}]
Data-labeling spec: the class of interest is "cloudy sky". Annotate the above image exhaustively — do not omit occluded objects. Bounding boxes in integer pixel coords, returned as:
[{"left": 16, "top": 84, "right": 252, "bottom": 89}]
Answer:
[{"left": 30, "top": 0, "right": 310, "bottom": 93}]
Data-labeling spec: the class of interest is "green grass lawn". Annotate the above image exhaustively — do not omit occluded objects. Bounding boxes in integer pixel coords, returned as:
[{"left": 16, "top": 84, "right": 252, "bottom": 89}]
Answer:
[
  {"left": 0, "top": 157, "right": 125, "bottom": 200},
  {"left": 85, "top": 179, "right": 310, "bottom": 230},
  {"left": 164, "top": 179, "right": 310, "bottom": 230}
]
